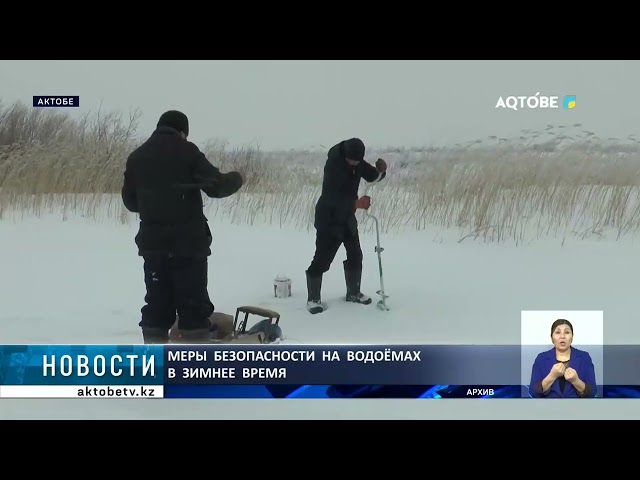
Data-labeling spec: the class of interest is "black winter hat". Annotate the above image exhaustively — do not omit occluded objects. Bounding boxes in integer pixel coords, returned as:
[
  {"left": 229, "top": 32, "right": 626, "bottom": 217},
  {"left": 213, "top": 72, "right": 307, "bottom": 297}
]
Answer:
[
  {"left": 157, "top": 110, "right": 189, "bottom": 136},
  {"left": 344, "top": 138, "right": 365, "bottom": 161}
]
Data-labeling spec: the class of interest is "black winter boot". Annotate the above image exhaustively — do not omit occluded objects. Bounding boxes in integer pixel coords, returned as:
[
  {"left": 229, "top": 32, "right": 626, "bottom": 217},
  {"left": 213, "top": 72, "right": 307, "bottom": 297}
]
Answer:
[
  {"left": 306, "top": 271, "right": 325, "bottom": 314},
  {"left": 178, "top": 328, "right": 212, "bottom": 344},
  {"left": 142, "top": 327, "right": 169, "bottom": 344},
  {"left": 344, "top": 261, "right": 372, "bottom": 305}
]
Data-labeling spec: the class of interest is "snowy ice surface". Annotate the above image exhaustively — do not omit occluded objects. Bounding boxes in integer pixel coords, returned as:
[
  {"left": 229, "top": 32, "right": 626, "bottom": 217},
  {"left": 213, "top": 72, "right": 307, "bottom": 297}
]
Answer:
[{"left": 1, "top": 205, "right": 640, "bottom": 419}]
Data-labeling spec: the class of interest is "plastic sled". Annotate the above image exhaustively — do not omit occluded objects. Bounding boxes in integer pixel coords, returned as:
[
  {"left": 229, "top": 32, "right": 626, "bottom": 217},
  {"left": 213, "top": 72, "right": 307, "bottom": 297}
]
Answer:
[
  {"left": 231, "top": 305, "right": 283, "bottom": 343},
  {"left": 170, "top": 306, "right": 283, "bottom": 344}
]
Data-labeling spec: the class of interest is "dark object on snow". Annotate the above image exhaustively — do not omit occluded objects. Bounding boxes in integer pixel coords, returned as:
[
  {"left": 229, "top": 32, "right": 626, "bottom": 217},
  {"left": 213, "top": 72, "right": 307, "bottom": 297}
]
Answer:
[
  {"left": 121, "top": 115, "right": 244, "bottom": 258},
  {"left": 305, "top": 138, "right": 387, "bottom": 314},
  {"left": 168, "top": 305, "right": 283, "bottom": 344},
  {"left": 122, "top": 111, "right": 245, "bottom": 343}
]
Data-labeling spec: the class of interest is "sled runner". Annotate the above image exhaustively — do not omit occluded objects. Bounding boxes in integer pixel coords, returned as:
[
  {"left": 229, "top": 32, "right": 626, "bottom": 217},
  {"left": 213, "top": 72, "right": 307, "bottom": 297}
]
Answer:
[{"left": 169, "top": 306, "right": 283, "bottom": 344}]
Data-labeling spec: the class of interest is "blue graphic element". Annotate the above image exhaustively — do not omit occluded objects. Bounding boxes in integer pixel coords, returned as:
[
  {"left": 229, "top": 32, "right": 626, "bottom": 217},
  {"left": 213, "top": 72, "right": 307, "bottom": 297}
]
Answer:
[
  {"left": 3, "top": 344, "right": 640, "bottom": 397},
  {"left": 164, "top": 344, "right": 523, "bottom": 385},
  {"left": 602, "top": 386, "right": 640, "bottom": 398},
  {"left": 0, "top": 345, "right": 163, "bottom": 385},
  {"left": 163, "top": 384, "right": 522, "bottom": 399},
  {"left": 563, "top": 95, "right": 576, "bottom": 109},
  {"left": 163, "top": 384, "right": 640, "bottom": 398}
]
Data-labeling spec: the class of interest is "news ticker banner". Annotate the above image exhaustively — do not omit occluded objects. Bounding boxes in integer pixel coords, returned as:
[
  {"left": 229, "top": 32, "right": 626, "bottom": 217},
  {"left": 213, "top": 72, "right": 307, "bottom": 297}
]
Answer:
[{"left": 1, "top": 344, "right": 640, "bottom": 399}]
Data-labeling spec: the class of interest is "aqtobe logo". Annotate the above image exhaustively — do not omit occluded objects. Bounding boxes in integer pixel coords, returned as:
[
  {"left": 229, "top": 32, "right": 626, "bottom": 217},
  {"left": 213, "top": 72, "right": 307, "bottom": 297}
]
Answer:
[
  {"left": 563, "top": 95, "right": 576, "bottom": 109},
  {"left": 33, "top": 96, "right": 80, "bottom": 108},
  {"left": 495, "top": 93, "right": 576, "bottom": 111}
]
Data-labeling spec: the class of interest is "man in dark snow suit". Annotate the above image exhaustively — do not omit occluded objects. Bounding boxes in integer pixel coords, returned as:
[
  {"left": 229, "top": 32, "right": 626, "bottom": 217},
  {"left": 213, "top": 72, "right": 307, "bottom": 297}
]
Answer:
[
  {"left": 305, "top": 138, "right": 387, "bottom": 314},
  {"left": 121, "top": 110, "right": 244, "bottom": 344}
]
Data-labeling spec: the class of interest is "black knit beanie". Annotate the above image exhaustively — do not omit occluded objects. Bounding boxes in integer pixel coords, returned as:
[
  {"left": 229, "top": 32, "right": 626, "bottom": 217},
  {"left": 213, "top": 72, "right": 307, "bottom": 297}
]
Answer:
[
  {"left": 344, "top": 138, "right": 365, "bottom": 161},
  {"left": 157, "top": 110, "right": 189, "bottom": 136}
]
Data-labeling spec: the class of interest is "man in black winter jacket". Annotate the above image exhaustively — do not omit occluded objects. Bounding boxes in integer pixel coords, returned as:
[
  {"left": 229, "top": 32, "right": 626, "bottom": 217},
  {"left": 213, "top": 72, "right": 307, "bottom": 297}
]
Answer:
[
  {"left": 121, "top": 110, "right": 244, "bottom": 343},
  {"left": 305, "top": 138, "right": 387, "bottom": 314}
]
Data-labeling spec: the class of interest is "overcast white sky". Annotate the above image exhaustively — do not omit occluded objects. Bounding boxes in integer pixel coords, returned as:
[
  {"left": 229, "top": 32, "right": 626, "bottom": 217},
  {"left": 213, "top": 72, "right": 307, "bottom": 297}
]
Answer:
[{"left": 1, "top": 60, "right": 638, "bottom": 150}]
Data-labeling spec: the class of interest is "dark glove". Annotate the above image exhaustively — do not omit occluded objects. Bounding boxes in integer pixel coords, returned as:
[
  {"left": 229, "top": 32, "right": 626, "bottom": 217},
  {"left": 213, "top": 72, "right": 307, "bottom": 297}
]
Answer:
[
  {"left": 375, "top": 158, "right": 387, "bottom": 173},
  {"left": 354, "top": 195, "right": 371, "bottom": 210}
]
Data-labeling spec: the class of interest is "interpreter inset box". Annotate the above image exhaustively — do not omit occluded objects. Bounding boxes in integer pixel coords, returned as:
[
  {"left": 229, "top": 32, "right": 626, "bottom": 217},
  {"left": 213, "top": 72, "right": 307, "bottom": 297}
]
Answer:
[{"left": 521, "top": 310, "right": 603, "bottom": 398}]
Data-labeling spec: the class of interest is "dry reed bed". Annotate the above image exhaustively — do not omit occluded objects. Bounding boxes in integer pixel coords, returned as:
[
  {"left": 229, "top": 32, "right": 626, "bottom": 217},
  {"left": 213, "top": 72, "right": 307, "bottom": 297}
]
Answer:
[{"left": 1, "top": 99, "right": 640, "bottom": 244}]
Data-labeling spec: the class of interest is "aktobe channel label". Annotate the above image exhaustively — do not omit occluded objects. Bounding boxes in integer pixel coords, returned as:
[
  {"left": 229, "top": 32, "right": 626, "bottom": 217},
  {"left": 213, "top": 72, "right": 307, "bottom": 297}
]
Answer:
[{"left": 33, "top": 96, "right": 79, "bottom": 107}]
